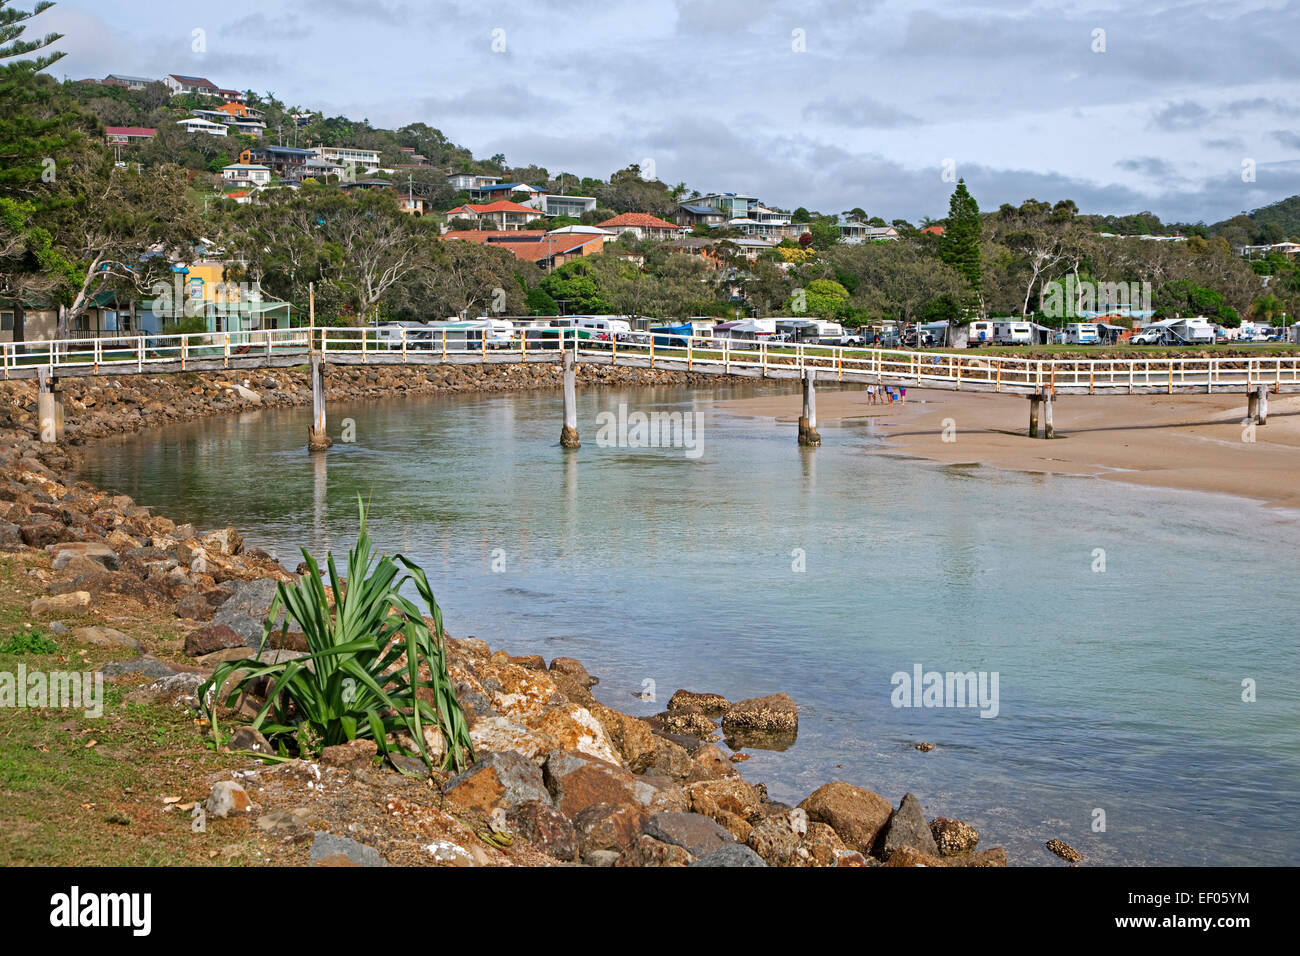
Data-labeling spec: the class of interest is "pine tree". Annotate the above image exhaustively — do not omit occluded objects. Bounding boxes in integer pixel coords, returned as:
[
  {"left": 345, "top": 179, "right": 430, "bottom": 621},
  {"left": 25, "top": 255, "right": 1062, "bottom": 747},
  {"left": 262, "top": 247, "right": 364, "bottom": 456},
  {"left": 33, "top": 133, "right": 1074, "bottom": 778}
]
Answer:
[
  {"left": 0, "top": 1, "right": 76, "bottom": 198},
  {"left": 939, "top": 179, "right": 983, "bottom": 300}
]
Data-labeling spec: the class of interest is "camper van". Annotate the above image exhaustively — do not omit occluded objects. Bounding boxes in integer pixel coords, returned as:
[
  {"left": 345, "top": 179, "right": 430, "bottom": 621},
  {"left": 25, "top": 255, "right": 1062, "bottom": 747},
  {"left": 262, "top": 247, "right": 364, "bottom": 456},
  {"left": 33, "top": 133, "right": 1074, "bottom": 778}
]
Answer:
[
  {"left": 992, "top": 321, "right": 1034, "bottom": 345},
  {"left": 1064, "top": 323, "right": 1100, "bottom": 345},
  {"left": 968, "top": 320, "right": 995, "bottom": 347}
]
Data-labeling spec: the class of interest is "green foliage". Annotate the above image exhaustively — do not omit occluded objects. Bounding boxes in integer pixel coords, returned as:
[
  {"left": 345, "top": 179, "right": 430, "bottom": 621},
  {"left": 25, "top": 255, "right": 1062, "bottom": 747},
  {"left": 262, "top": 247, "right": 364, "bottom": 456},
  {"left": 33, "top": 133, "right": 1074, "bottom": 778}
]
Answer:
[
  {"left": 539, "top": 259, "right": 612, "bottom": 314},
  {"left": 525, "top": 285, "right": 559, "bottom": 315},
  {"left": 0, "top": 629, "right": 57, "bottom": 655},
  {"left": 793, "top": 278, "right": 849, "bottom": 317},
  {"left": 162, "top": 313, "right": 208, "bottom": 335},
  {"left": 938, "top": 179, "right": 983, "bottom": 297},
  {"left": 200, "top": 500, "right": 474, "bottom": 773}
]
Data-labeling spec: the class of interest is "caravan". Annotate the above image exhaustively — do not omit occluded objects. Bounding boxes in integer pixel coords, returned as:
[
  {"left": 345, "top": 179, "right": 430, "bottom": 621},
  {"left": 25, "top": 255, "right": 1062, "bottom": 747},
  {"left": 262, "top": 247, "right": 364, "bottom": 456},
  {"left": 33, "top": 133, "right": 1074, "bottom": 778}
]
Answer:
[
  {"left": 1064, "top": 323, "right": 1100, "bottom": 345},
  {"left": 992, "top": 321, "right": 1034, "bottom": 345}
]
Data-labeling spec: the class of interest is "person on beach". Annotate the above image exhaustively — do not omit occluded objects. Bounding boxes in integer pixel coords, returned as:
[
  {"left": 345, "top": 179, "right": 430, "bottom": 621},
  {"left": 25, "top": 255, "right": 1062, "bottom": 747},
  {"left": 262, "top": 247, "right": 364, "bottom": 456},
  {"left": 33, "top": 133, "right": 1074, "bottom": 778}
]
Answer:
[{"left": 899, "top": 387, "right": 907, "bottom": 405}]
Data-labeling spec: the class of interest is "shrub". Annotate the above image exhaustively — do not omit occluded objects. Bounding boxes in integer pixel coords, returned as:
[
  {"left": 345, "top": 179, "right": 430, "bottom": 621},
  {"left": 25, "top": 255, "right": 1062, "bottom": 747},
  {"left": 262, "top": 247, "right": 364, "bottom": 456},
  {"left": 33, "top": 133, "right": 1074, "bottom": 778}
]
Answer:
[{"left": 200, "top": 500, "right": 474, "bottom": 773}]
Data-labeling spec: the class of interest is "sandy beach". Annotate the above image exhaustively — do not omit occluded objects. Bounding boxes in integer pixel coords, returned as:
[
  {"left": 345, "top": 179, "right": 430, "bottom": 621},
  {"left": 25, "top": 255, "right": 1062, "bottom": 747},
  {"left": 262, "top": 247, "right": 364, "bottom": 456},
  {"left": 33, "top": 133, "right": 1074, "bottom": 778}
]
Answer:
[{"left": 716, "top": 386, "right": 1300, "bottom": 510}]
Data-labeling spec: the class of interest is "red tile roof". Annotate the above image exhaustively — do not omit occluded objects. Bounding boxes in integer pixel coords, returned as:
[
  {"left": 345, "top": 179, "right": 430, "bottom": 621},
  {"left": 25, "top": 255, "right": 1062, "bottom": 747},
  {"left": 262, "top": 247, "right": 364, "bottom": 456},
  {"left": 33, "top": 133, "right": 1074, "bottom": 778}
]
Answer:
[
  {"left": 439, "top": 231, "right": 604, "bottom": 263},
  {"left": 446, "top": 200, "right": 539, "bottom": 215},
  {"left": 921, "top": 225, "right": 944, "bottom": 235},
  {"left": 598, "top": 212, "right": 680, "bottom": 230},
  {"left": 442, "top": 230, "right": 548, "bottom": 241},
  {"left": 105, "top": 127, "right": 157, "bottom": 137}
]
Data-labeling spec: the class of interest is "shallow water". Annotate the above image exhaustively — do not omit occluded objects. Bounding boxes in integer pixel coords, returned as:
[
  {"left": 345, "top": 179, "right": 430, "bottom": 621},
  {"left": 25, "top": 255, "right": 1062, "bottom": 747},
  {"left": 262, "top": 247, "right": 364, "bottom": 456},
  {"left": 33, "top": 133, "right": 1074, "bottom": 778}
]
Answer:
[{"left": 75, "top": 383, "right": 1300, "bottom": 865}]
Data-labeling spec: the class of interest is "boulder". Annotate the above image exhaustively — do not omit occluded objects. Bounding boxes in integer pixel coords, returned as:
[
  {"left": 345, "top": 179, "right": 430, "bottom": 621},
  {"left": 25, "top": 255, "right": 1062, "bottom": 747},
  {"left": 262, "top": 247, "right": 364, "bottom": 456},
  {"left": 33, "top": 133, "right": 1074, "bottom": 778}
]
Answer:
[
  {"left": 506, "top": 800, "right": 578, "bottom": 862},
  {"left": 651, "top": 708, "right": 718, "bottom": 739},
  {"left": 747, "top": 815, "right": 801, "bottom": 866},
  {"left": 644, "top": 811, "right": 733, "bottom": 858},
  {"left": 444, "top": 750, "right": 551, "bottom": 814},
  {"left": 184, "top": 623, "right": 246, "bottom": 658},
  {"left": 878, "top": 793, "right": 940, "bottom": 859},
  {"left": 930, "top": 817, "right": 979, "bottom": 856},
  {"left": 310, "top": 832, "right": 390, "bottom": 867},
  {"left": 721, "top": 693, "right": 798, "bottom": 735},
  {"left": 73, "top": 626, "right": 141, "bottom": 653},
  {"left": 224, "top": 726, "right": 273, "bottom": 755},
  {"left": 689, "top": 844, "right": 767, "bottom": 867},
  {"left": 320, "top": 739, "right": 379, "bottom": 770},
  {"left": 199, "top": 527, "right": 243, "bottom": 555},
  {"left": 798, "top": 781, "right": 893, "bottom": 854},
  {"left": 688, "top": 776, "right": 763, "bottom": 824},
  {"left": 687, "top": 743, "right": 737, "bottom": 781},
  {"left": 30, "top": 591, "right": 91, "bottom": 615},
  {"left": 1046, "top": 839, "right": 1082, "bottom": 863},
  {"left": 47, "top": 541, "right": 119, "bottom": 571},
  {"left": 668, "top": 689, "right": 729, "bottom": 715},
  {"left": 615, "top": 834, "right": 694, "bottom": 867},
  {"left": 543, "top": 750, "right": 647, "bottom": 818},
  {"left": 572, "top": 802, "right": 649, "bottom": 858},
  {"left": 205, "top": 780, "right": 253, "bottom": 818}
]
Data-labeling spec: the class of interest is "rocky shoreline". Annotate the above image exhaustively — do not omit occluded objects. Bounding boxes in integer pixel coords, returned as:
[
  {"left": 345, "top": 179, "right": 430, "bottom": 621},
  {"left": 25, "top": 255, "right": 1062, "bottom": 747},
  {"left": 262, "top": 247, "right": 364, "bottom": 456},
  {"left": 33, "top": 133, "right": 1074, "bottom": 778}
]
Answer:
[{"left": 0, "top": 362, "right": 1029, "bottom": 867}]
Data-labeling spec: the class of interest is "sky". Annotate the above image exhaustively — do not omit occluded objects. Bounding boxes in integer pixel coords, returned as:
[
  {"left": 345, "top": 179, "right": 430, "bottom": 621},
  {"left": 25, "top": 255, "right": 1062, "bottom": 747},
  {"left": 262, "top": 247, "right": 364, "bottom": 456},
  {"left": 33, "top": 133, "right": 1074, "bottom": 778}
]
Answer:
[{"left": 43, "top": 0, "right": 1300, "bottom": 225}]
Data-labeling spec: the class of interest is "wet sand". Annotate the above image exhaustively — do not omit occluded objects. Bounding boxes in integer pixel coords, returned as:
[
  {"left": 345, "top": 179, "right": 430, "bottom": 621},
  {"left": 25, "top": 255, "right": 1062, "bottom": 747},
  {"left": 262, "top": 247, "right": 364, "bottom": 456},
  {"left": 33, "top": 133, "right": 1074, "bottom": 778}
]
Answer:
[{"left": 716, "top": 386, "right": 1300, "bottom": 510}]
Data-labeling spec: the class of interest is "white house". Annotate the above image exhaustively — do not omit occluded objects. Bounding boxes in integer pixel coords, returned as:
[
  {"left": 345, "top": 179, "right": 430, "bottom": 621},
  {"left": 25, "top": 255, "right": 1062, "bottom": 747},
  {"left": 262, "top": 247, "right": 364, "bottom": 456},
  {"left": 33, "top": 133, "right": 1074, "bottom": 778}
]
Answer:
[
  {"left": 312, "top": 145, "right": 382, "bottom": 169},
  {"left": 177, "top": 117, "right": 228, "bottom": 137},
  {"left": 222, "top": 163, "right": 272, "bottom": 186}
]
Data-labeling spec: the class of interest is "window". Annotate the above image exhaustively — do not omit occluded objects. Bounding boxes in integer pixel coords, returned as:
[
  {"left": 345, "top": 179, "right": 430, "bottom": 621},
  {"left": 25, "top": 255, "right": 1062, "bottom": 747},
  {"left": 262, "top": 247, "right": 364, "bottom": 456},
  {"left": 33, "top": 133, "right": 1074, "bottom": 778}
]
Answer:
[{"left": 0, "top": 312, "right": 12, "bottom": 332}]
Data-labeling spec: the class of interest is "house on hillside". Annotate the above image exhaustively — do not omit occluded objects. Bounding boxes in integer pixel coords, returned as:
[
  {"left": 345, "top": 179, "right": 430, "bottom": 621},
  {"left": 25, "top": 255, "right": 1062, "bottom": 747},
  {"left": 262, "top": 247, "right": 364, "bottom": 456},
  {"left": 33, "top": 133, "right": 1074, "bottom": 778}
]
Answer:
[
  {"left": 105, "top": 126, "right": 156, "bottom": 146},
  {"left": 536, "top": 193, "right": 597, "bottom": 218},
  {"left": 597, "top": 212, "right": 684, "bottom": 241},
  {"left": 841, "top": 223, "right": 900, "bottom": 243},
  {"left": 447, "top": 172, "right": 503, "bottom": 191},
  {"left": 102, "top": 74, "right": 157, "bottom": 90},
  {"left": 675, "top": 203, "right": 728, "bottom": 227},
  {"left": 222, "top": 163, "right": 272, "bottom": 188},
  {"left": 468, "top": 181, "right": 545, "bottom": 203},
  {"left": 177, "top": 117, "right": 228, "bottom": 137},
  {"left": 242, "top": 146, "right": 315, "bottom": 176},
  {"left": 444, "top": 200, "right": 540, "bottom": 231},
  {"left": 440, "top": 229, "right": 607, "bottom": 272},
  {"left": 313, "top": 145, "right": 382, "bottom": 170},
  {"left": 165, "top": 74, "right": 219, "bottom": 96}
]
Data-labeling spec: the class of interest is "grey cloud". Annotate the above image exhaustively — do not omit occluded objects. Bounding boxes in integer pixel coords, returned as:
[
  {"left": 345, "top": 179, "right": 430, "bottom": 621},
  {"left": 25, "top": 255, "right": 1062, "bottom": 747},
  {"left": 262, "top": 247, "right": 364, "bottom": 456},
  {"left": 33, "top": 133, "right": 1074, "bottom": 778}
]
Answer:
[
  {"left": 1151, "top": 101, "right": 1210, "bottom": 131},
  {"left": 802, "top": 95, "right": 921, "bottom": 129}
]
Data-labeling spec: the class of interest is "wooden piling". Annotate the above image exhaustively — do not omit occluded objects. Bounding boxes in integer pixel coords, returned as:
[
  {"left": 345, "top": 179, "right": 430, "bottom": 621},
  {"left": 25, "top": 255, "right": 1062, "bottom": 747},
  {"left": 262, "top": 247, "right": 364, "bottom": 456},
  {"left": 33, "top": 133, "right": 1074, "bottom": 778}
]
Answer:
[
  {"left": 1028, "top": 392, "right": 1041, "bottom": 439},
  {"left": 798, "top": 369, "right": 821, "bottom": 446},
  {"left": 307, "top": 350, "right": 332, "bottom": 451},
  {"left": 560, "top": 349, "right": 580, "bottom": 448}
]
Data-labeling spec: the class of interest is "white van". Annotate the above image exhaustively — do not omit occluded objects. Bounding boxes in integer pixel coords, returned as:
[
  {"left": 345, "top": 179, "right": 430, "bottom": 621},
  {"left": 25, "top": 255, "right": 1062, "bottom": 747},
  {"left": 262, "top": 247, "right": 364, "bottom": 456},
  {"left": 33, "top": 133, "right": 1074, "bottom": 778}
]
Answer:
[
  {"left": 1064, "top": 322, "right": 1100, "bottom": 345},
  {"left": 993, "top": 321, "right": 1033, "bottom": 345},
  {"left": 968, "top": 320, "right": 995, "bottom": 347}
]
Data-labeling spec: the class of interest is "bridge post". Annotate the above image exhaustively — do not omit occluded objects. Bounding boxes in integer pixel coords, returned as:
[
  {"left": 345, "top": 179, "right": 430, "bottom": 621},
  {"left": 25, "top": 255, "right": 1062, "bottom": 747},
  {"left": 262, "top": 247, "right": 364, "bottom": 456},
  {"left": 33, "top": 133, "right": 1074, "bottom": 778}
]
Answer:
[
  {"left": 1249, "top": 384, "right": 1268, "bottom": 425},
  {"left": 798, "top": 368, "right": 821, "bottom": 446},
  {"left": 307, "top": 351, "right": 332, "bottom": 452},
  {"left": 1028, "top": 392, "right": 1042, "bottom": 439},
  {"left": 36, "top": 368, "right": 63, "bottom": 444},
  {"left": 560, "top": 349, "right": 580, "bottom": 448}
]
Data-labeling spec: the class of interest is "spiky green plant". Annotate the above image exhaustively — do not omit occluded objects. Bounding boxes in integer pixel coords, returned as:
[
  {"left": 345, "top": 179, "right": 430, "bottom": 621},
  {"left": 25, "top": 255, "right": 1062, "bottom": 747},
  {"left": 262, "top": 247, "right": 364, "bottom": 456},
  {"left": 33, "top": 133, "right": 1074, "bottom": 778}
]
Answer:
[{"left": 199, "top": 499, "right": 474, "bottom": 773}]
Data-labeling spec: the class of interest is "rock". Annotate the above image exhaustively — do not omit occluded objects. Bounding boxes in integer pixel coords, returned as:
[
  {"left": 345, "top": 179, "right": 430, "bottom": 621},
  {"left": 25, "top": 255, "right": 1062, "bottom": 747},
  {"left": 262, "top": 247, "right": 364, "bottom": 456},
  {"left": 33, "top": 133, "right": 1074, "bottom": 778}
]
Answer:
[
  {"left": 174, "top": 589, "right": 224, "bottom": 621},
  {"left": 583, "top": 850, "right": 620, "bottom": 868},
  {"left": 509, "top": 654, "right": 546, "bottom": 670},
  {"left": 688, "top": 776, "right": 763, "bottom": 825},
  {"left": 543, "top": 750, "right": 647, "bottom": 817},
  {"left": 310, "top": 832, "right": 390, "bottom": 867},
  {"left": 205, "top": 780, "right": 253, "bottom": 819},
  {"left": 183, "top": 623, "right": 245, "bottom": 657},
  {"left": 668, "top": 689, "right": 729, "bottom": 715},
  {"left": 798, "top": 782, "right": 893, "bottom": 854},
  {"left": 445, "top": 750, "right": 551, "bottom": 814},
  {"left": 834, "top": 849, "right": 878, "bottom": 867},
  {"left": 124, "top": 672, "right": 203, "bottom": 707},
  {"left": 572, "top": 802, "right": 649, "bottom": 858},
  {"left": 1046, "top": 839, "right": 1082, "bottom": 863},
  {"left": 800, "top": 821, "right": 847, "bottom": 866},
  {"left": 58, "top": 555, "right": 112, "bottom": 579},
  {"left": 687, "top": 743, "right": 737, "bottom": 781},
  {"left": 879, "top": 793, "right": 940, "bottom": 859},
  {"left": 883, "top": 846, "right": 1006, "bottom": 867},
  {"left": 721, "top": 693, "right": 798, "bottom": 735},
  {"left": 47, "top": 621, "right": 70, "bottom": 637},
  {"left": 652, "top": 708, "right": 718, "bottom": 739},
  {"left": 209, "top": 578, "right": 298, "bottom": 649},
  {"left": 224, "top": 726, "right": 273, "bottom": 754},
  {"left": 930, "top": 817, "right": 979, "bottom": 856},
  {"left": 30, "top": 591, "right": 91, "bottom": 615},
  {"left": 73, "top": 626, "right": 141, "bottom": 653},
  {"left": 644, "top": 811, "right": 733, "bottom": 858},
  {"left": 507, "top": 800, "right": 578, "bottom": 862},
  {"left": 199, "top": 527, "right": 243, "bottom": 555},
  {"left": 689, "top": 844, "right": 767, "bottom": 867},
  {"left": 747, "top": 815, "right": 802, "bottom": 866},
  {"left": 319, "top": 739, "right": 378, "bottom": 770},
  {"left": 257, "top": 807, "right": 313, "bottom": 834},
  {"left": 615, "top": 834, "right": 694, "bottom": 867},
  {"left": 47, "top": 541, "right": 119, "bottom": 570},
  {"left": 549, "top": 657, "right": 597, "bottom": 687},
  {"left": 102, "top": 656, "right": 176, "bottom": 679}
]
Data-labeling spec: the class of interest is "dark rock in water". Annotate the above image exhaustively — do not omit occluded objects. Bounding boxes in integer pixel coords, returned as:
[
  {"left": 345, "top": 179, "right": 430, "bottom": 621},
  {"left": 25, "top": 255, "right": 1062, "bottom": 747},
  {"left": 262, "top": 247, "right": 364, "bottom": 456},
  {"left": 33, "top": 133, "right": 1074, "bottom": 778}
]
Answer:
[
  {"left": 689, "top": 844, "right": 767, "bottom": 867},
  {"left": 879, "top": 793, "right": 940, "bottom": 859},
  {"left": 549, "top": 656, "right": 597, "bottom": 688},
  {"left": 915, "top": 742, "right": 936, "bottom": 752},
  {"left": 724, "top": 728, "right": 797, "bottom": 753},
  {"left": 648, "top": 708, "right": 718, "bottom": 739},
  {"left": 930, "top": 817, "right": 979, "bottom": 856},
  {"left": 1046, "top": 839, "right": 1082, "bottom": 863},
  {"left": 102, "top": 656, "right": 176, "bottom": 679},
  {"left": 668, "top": 689, "right": 729, "bottom": 715},
  {"left": 645, "top": 811, "right": 733, "bottom": 858},
  {"left": 309, "top": 832, "right": 390, "bottom": 867},
  {"left": 507, "top": 800, "right": 578, "bottom": 862},
  {"left": 721, "top": 693, "right": 798, "bottom": 735}
]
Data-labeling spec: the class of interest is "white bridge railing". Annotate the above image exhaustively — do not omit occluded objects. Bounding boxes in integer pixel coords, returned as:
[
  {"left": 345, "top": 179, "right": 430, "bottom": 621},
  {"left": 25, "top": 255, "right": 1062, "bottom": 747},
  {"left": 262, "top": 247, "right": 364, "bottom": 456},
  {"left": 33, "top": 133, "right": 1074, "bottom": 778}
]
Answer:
[{"left": 5, "top": 326, "right": 1300, "bottom": 395}]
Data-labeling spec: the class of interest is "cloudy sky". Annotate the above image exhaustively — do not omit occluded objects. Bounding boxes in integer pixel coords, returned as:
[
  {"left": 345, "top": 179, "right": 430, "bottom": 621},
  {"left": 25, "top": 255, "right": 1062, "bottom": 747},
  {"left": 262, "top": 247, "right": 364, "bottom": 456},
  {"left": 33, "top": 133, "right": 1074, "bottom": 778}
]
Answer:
[{"left": 45, "top": 0, "right": 1300, "bottom": 224}]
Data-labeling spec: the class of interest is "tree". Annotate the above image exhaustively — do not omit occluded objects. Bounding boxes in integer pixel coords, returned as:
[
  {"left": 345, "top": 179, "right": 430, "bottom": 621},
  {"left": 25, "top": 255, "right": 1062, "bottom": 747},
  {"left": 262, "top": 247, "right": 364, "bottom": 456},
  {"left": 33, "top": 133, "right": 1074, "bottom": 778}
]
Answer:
[
  {"left": 808, "top": 218, "right": 840, "bottom": 250},
  {"left": 792, "top": 278, "right": 849, "bottom": 318},
  {"left": 938, "top": 179, "right": 983, "bottom": 309}
]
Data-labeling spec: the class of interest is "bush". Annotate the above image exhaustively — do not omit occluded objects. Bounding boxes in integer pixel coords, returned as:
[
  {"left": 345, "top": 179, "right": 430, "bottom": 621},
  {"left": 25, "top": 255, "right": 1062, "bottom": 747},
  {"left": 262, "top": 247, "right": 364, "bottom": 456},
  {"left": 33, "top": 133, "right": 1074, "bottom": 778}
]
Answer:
[
  {"left": 200, "top": 500, "right": 474, "bottom": 773},
  {"left": 1, "top": 630, "right": 58, "bottom": 655}
]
